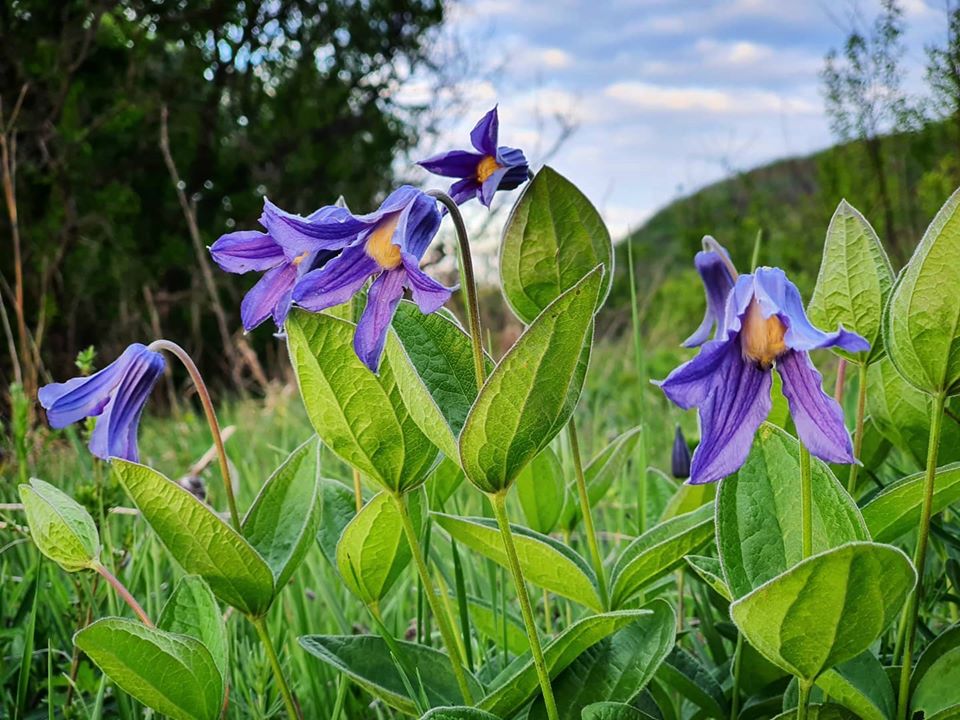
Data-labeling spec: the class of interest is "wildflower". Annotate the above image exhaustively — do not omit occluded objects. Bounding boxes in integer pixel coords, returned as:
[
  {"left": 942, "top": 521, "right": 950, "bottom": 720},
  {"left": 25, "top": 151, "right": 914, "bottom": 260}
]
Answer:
[
  {"left": 658, "top": 267, "right": 869, "bottom": 484},
  {"left": 418, "top": 106, "right": 529, "bottom": 207},
  {"left": 292, "top": 186, "right": 452, "bottom": 372},
  {"left": 209, "top": 200, "right": 343, "bottom": 331},
  {"left": 671, "top": 425, "right": 691, "bottom": 480},
  {"left": 685, "top": 237, "right": 737, "bottom": 348},
  {"left": 39, "top": 344, "right": 165, "bottom": 462}
]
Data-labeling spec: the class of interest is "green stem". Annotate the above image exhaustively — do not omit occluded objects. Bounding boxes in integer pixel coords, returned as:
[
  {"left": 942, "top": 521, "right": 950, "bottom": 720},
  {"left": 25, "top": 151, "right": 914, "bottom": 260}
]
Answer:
[
  {"left": 730, "top": 634, "right": 743, "bottom": 720},
  {"left": 567, "top": 419, "right": 609, "bottom": 609},
  {"left": 796, "top": 680, "right": 812, "bottom": 720},
  {"left": 251, "top": 616, "right": 301, "bottom": 720},
  {"left": 147, "top": 339, "right": 240, "bottom": 530},
  {"left": 392, "top": 492, "right": 474, "bottom": 704},
  {"left": 896, "top": 391, "right": 946, "bottom": 720},
  {"left": 800, "top": 444, "right": 813, "bottom": 560},
  {"left": 626, "top": 239, "right": 648, "bottom": 535},
  {"left": 846, "top": 362, "right": 868, "bottom": 496},
  {"left": 94, "top": 563, "right": 153, "bottom": 628},
  {"left": 490, "top": 492, "right": 558, "bottom": 720}
]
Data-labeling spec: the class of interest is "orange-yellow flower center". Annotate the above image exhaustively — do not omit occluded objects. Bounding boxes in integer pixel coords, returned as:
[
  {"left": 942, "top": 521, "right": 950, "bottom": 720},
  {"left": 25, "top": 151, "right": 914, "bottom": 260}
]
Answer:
[
  {"left": 292, "top": 251, "right": 309, "bottom": 266},
  {"left": 365, "top": 215, "right": 402, "bottom": 270},
  {"left": 476, "top": 155, "right": 501, "bottom": 183},
  {"left": 741, "top": 298, "right": 787, "bottom": 368}
]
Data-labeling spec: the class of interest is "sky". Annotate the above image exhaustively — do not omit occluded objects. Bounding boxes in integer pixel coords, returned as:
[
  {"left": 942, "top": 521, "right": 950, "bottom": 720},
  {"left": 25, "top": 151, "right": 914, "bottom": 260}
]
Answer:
[{"left": 405, "top": 0, "right": 949, "bottom": 241}]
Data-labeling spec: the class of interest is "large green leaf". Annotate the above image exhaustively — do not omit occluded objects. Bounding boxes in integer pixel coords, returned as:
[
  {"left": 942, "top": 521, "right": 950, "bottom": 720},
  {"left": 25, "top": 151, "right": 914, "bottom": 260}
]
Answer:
[
  {"left": 716, "top": 424, "right": 868, "bottom": 599},
  {"left": 684, "top": 555, "right": 732, "bottom": 601},
  {"left": 337, "top": 490, "right": 424, "bottom": 605},
  {"left": 730, "top": 542, "right": 915, "bottom": 683},
  {"left": 286, "top": 310, "right": 438, "bottom": 493},
  {"left": 610, "top": 504, "right": 714, "bottom": 608},
  {"left": 317, "top": 477, "right": 359, "bottom": 567},
  {"left": 862, "top": 462, "right": 960, "bottom": 542},
  {"left": 158, "top": 576, "right": 228, "bottom": 680},
  {"left": 241, "top": 436, "right": 321, "bottom": 589},
  {"left": 517, "top": 447, "right": 566, "bottom": 534},
  {"left": 885, "top": 186, "right": 960, "bottom": 396},
  {"left": 477, "top": 610, "right": 651, "bottom": 717},
  {"left": 770, "top": 705, "right": 859, "bottom": 720},
  {"left": 582, "top": 703, "right": 656, "bottom": 720},
  {"left": 808, "top": 200, "right": 893, "bottom": 363},
  {"left": 815, "top": 651, "right": 895, "bottom": 720},
  {"left": 75, "top": 618, "right": 223, "bottom": 720},
  {"left": 655, "top": 647, "right": 727, "bottom": 718},
  {"left": 499, "top": 166, "right": 613, "bottom": 323},
  {"left": 421, "top": 709, "right": 501, "bottom": 720},
  {"left": 459, "top": 268, "right": 602, "bottom": 493},
  {"left": 299, "top": 634, "right": 480, "bottom": 715},
  {"left": 911, "top": 624, "right": 960, "bottom": 718},
  {"left": 433, "top": 512, "right": 601, "bottom": 610},
  {"left": 18, "top": 478, "right": 100, "bottom": 572},
  {"left": 528, "top": 600, "right": 676, "bottom": 720},
  {"left": 113, "top": 460, "right": 274, "bottom": 616}
]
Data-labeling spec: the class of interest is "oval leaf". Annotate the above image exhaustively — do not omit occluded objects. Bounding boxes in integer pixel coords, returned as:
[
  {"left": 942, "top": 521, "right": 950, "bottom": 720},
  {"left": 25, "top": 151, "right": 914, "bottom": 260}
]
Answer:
[
  {"left": 684, "top": 555, "right": 732, "bottom": 601},
  {"left": 582, "top": 703, "right": 656, "bottom": 720},
  {"left": 158, "top": 575, "right": 228, "bottom": 680},
  {"left": 770, "top": 705, "right": 859, "bottom": 720},
  {"left": 18, "top": 478, "right": 100, "bottom": 572},
  {"left": 911, "top": 624, "right": 960, "bottom": 718},
  {"left": 862, "top": 462, "right": 960, "bottom": 542},
  {"left": 815, "top": 651, "right": 895, "bottom": 720},
  {"left": 421, "top": 708, "right": 501, "bottom": 720},
  {"left": 317, "top": 477, "right": 360, "bottom": 568},
  {"left": 655, "top": 646, "right": 728, "bottom": 718},
  {"left": 730, "top": 542, "right": 916, "bottom": 683},
  {"left": 517, "top": 447, "right": 566, "bottom": 534}
]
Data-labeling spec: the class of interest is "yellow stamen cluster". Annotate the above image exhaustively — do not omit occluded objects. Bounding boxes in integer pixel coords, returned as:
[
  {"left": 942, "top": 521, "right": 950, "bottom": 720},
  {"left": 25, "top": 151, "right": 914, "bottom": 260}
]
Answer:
[
  {"left": 291, "top": 251, "right": 309, "bottom": 266},
  {"left": 476, "top": 155, "right": 501, "bottom": 183},
  {"left": 741, "top": 298, "right": 787, "bottom": 368},
  {"left": 365, "top": 215, "right": 402, "bottom": 270}
]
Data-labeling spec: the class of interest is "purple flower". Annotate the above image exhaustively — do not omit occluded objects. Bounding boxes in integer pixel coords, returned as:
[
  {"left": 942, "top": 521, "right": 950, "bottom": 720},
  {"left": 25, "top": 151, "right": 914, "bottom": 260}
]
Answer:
[
  {"left": 671, "top": 425, "right": 691, "bottom": 480},
  {"left": 418, "top": 106, "right": 529, "bottom": 207},
  {"left": 657, "top": 267, "right": 869, "bottom": 484},
  {"left": 685, "top": 237, "right": 737, "bottom": 348},
  {"left": 39, "top": 344, "right": 165, "bottom": 462},
  {"left": 209, "top": 200, "right": 345, "bottom": 332},
  {"left": 292, "top": 186, "right": 452, "bottom": 372}
]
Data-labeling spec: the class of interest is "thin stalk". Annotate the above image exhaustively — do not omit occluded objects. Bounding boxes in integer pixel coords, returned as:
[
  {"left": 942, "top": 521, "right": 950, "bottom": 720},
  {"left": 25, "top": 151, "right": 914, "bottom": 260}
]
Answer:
[
  {"left": 749, "top": 228, "right": 763, "bottom": 271},
  {"left": 796, "top": 680, "right": 812, "bottom": 720},
  {"left": 846, "top": 362, "right": 868, "bottom": 496},
  {"left": 730, "top": 634, "right": 743, "bottom": 720},
  {"left": 490, "top": 492, "right": 558, "bottom": 720},
  {"left": 896, "top": 392, "right": 947, "bottom": 720},
  {"left": 94, "top": 564, "right": 153, "bottom": 628},
  {"left": 800, "top": 445, "right": 813, "bottom": 559},
  {"left": 834, "top": 358, "right": 848, "bottom": 404},
  {"left": 147, "top": 339, "right": 240, "bottom": 530},
  {"left": 391, "top": 492, "right": 474, "bottom": 704},
  {"left": 251, "top": 616, "right": 301, "bottom": 720},
  {"left": 352, "top": 469, "right": 363, "bottom": 514},
  {"left": 626, "top": 239, "right": 648, "bottom": 534},
  {"left": 567, "top": 419, "right": 609, "bottom": 609}
]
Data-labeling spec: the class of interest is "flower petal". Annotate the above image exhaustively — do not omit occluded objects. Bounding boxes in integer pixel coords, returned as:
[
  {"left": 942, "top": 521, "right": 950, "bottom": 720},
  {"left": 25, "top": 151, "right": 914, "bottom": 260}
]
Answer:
[
  {"left": 447, "top": 177, "right": 480, "bottom": 206},
  {"left": 684, "top": 247, "right": 737, "bottom": 347},
  {"left": 479, "top": 167, "right": 511, "bottom": 207},
  {"left": 355, "top": 270, "right": 406, "bottom": 372},
  {"left": 261, "top": 199, "right": 365, "bottom": 253},
  {"left": 209, "top": 231, "right": 285, "bottom": 273},
  {"left": 470, "top": 106, "right": 500, "bottom": 155},
  {"left": 240, "top": 262, "right": 298, "bottom": 331},
  {"left": 418, "top": 150, "right": 484, "bottom": 178},
  {"left": 777, "top": 349, "right": 855, "bottom": 464},
  {"left": 495, "top": 147, "right": 529, "bottom": 185},
  {"left": 292, "top": 242, "right": 377, "bottom": 311},
  {"left": 656, "top": 337, "right": 738, "bottom": 410},
  {"left": 689, "top": 353, "right": 772, "bottom": 484},
  {"left": 394, "top": 191, "right": 441, "bottom": 259},
  {"left": 401, "top": 254, "right": 452, "bottom": 314}
]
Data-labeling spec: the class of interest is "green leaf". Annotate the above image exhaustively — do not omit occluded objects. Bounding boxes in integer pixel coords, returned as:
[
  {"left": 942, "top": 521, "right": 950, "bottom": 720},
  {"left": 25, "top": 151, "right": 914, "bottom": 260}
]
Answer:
[
  {"left": 716, "top": 424, "right": 868, "bottom": 599},
  {"left": 113, "top": 460, "right": 274, "bottom": 616},
  {"left": 158, "top": 576, "right": 228, "bottom": 680},
  {"left": 298, "top": 634, "right": 481, "bottom": 715},
  {"left": 808, "top": 200, "right": 893, "bottom": 363},
  {"left": 18, "top": 478, "right": 100, "bottom": 572},
  {"left": 528, "top": 600, "right": 676, "bottom": 720},
  {"left": 286, "top": 310, "right": 438, "bottom": 493},
  {"left": 499, "top": 166, "right": 613, "bottom": 324},
  {"left": 658, "top": 481, "right": 715, "bottom": 523},
  {"left": 464, "top": 595, "right": 528, "bottom": 655},
  {"left": 862, "top": 462, "right": 960, "bottom": 542},
  {"left": 241, "top": 436, "right": 321, "bottom": 589},
  {"left": 426, "top": 456, "right": 465, "bottom": 510},
  {"left": 433, "top": 512, "right": 602, "bottom": 611},
  {"left": 459, "top": 268, "right": 603, "bottom": 493},
  {"left": 730, "top": 542, "right": 916, "bottom": 683},
  {"left": 581, "top": 702, "right": 657, "bottom": 720},
  {"left": 337, "top": 490, "right": 424, "bottom": 605},
  {"left": 517, "top": 447, "right": 566, "bottom": 534},
  {"left": 477, "top": 610, "right": 651, "bottom": 717},
  {"left": 317, "top": 477, "right": 359, "bottom": 568},
  {"left": 75, "top": 617, "right": 223, "bottom": 720},
  {"left": 769, "top": 705, "right": 860, "bottom": 720},
  {"left": 655, "top": 647, "right": 727, "bottom": 718},
  {"left": 911, "top": 624, "right": 960, "bottom": 718},
  {"left": 420, "top": 708, "right": 501, "bottom": 720},
  {"left": 609, "top": 504, "right": 714, "bottom": 608},
  {"left": 684, "top": 555, "right": 732, "bottom": 601},
  {"left": 885, "top": 186, "right": 960, "bottom": 396},
  {"left": 815, "top": 651, "right": 894, "bottom": 720}
]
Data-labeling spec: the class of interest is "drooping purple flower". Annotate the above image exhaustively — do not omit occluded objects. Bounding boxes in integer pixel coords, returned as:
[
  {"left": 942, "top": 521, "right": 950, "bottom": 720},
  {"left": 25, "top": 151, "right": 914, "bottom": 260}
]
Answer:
[
  {"left": 671, "top": 425, "right": 691, "bottom": 480},
  {"left": 418, "top": 106, "right": 529, "bottom": 208},
  {"left": 209, "top": 200, "right": 345, "bottom": 332},
  {"left": 657, "top": 267, "right": 869, "bottom": 484},
  {"left": 291, "top": 185, "right": 452, "bottom": 372},
  {"left": 685, "top": 237, "right": 737, "bottom": 348},
  {"left": 39, "top": 344, "right": 165, "bottom": 462}
]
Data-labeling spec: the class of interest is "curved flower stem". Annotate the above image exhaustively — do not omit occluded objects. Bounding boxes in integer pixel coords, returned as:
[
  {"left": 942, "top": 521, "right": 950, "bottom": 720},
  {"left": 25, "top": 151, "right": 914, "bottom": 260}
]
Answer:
[
  {"left": 428, "top": 190, "right": 486, "bottom": 389},
  {"left": 391, "top": 492, "right": 474, "bottom": 705},
  {"left": 896, "top": 391, "right": 946, "bottom": 720},
  {"left": 799, "top": 445, "right": 813, "bottom": 560},
  {"left": 147, "top": 339, "right": 240, "bottom": 531},
  {"left": 567, "top": 418, "right": 609, "bottom": 609},
  {"left": 251, "top": 615, "right": 302, "bottom": 720},
  {"left": 490, "top": 492, "right": 559, "bottom": 720},
  {"left": 845, "top": 362, "right": 868, "bottom": 496},
  {"left": 796, "top": 680, "right": 812, "bottom": 720},
  {"left": 95, "top": 563, "right": 153, "bottom": 628}
]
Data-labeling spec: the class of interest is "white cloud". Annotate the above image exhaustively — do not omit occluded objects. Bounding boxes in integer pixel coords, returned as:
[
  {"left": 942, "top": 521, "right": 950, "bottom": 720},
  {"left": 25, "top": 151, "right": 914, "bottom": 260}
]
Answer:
[
  {"left": 695, "top": 39, "right": 773, "bottom": 66},
  {"left": 603, "top": 81, "right": 817, "bottom": 115}
]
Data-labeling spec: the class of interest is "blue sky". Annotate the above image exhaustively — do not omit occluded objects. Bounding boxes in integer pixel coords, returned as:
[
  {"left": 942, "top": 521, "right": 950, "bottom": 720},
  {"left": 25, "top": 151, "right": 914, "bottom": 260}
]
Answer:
[{"left": 406, "top": 0, "right": 947, "bottom": 241}]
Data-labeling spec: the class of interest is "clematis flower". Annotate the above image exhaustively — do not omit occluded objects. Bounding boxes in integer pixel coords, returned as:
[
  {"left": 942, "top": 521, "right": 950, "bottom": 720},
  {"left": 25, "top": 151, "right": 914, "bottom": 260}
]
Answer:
[
  {"left": 39, "top": 344, "right": 165, "bottom": 462},
  {"left": 658, "top": 266, "right": 869, "bottom": 484},
  {"left": 292, "top": 185, "right": 452, "bottom": 372},
  {"left": 685, "top": 237, "right": 737, "bottom": 348},
  {"left": 418, "top": 106, "right": 529, "bottom": 207},
  {"left": 209, "top": 200, "right": 344, "bottom": 331}
]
